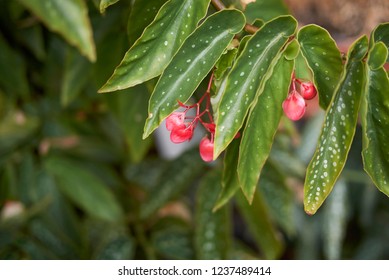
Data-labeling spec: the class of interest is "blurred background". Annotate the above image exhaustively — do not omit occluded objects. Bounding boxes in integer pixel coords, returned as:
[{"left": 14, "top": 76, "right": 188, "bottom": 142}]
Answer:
[{"left": 1, "top": 0, "right": 389, "bottom": 260}]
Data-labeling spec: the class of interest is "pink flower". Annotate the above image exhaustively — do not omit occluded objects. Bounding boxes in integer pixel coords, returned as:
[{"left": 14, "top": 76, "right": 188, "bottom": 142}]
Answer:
[
  {"left": 300, "top": 82, "right": 317, "bottom": 100},
  {"left": 282, "top": 90, "right": 306, "bottom": 121},
  {"left": 199, "top": 136, "right": 214, "bottom": 162},
  {"left": 166, "top": 112, "right": 185, "bottom": 131},
  {"left": 170, "top": 124, "right": 194, "bottom": 143}
]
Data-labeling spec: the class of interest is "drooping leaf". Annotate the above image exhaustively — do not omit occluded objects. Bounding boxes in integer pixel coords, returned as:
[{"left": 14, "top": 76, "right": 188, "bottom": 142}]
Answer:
[
  {"left": 238, "top": 45, "right": 294, "bottom": 202},
  {"left": 99, "top": 0, "right": 210, "bottom": 93},
  {"left": 143, "top": 9, "right": 246, "bottom": 138},
  {"left": 298, "top": 25, "right": 343, "bottom": 109},
  {"left": 140, "top": 149, "right": 205, "bottom": 219},
  {"left": 213, "top": 137, "right": 241, "bottom": 211},
  {"left": 195, "top": 169, "right": 230, "bottom": 260},
  {"left": 236, "top": 191, "right": 283, "bottom": 259},
  {"left": 214, "top": 16, "right": 297, "bottom": 158},
  {"left": 99, "top": 0, "right": 120, "bottom": 13},
  {"left": 18, "top": 0, "right": 96, "bottom": 61},
  {"left": 244, "top": 0, "right": 289, "bottom": 22},
  {"left": 127, "top": 0, "right": 168, "bottom": 46},
  {"left": 44, "top": 156, "right": 124, "bottom": 222},
  {"left": 304, "top": 36, "right": 368, "bottom": 215},
  {"left": 371, "top": 22, "right": 389, "bottom": 62},
  {"left": 361, "top": 42, "right": 389, "bottom": 196}
]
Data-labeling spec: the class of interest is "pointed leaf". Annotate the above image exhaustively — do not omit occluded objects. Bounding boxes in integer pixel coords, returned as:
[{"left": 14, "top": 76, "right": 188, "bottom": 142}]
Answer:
[
  {"left": 361, "top": 45, "right": 389, "bottom": 196},
  {"left": 99, "top": 0, "right": 210, "bottom": 92},
  {"left": 238, "top": 48, "right": 294, "bottom": 202},
  {"left": 297, "top": 25, "right": 343, "bottom": 109},
  {"left": 213, "top": 137, "right": 241, "bottom": 211},
  {"left": 44, "top": 156, "right": 124, "bottom": 222},
  {"left": 99, "top": 0, "right": 120, "bottom": 13},
  {"left": 18, "top": 0, "right": 96, "bottom": 61},
  {"left": 143, "top": 9, "right": 246, "bottom": 137},
  {"left": 195, "top": 169, "right": 230, "bottom": 260},
  {"left": 304, "top": 36, "right": 368, "bottom": 215},
  {"left": 127, "top": 0, "right": 168, "bottom": 45},
  {"left": 214, "top": 16, "right": 297, "bottom": 158}
]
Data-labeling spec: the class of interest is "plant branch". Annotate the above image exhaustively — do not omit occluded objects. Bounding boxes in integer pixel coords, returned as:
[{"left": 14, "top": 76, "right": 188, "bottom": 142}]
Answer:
[{"left": 211, "top": 0, "right": 259, "bottom": 34}]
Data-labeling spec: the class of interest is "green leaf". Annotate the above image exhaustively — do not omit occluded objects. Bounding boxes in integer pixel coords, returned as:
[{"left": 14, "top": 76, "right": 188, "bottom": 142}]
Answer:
[
  {"left": 0, "top": 33, "right": 29, "bottom": 98},
  {"left": 367, "top": 42, "right": 388, "bottom": 70},
  {"left": 99, "top": 0, "right": 210, "bottom": 93},
  {"left": 195, "top": 169, "right": 230, "bottom": 260},
  {"left": 214, "top": 16, "right": 297, "bottom": 158},
  {"left": 99, "top": 0, "right": 120, "bottom": 13},
  {"left": 238, "top": 47, "right": 294, "bottom": 202},
  {"left": 371, "top": 22, "right": 389, "bottom": 62},
  {"left": 140, "top": 150, "right": 205, "bottom": 219},
  {"left": 61, "top": 47, "right": 91, "bottom": 106},
  {"left": 259, "top": 161, "right": 296, "bottom": 237},
  {"left": 236, "top": 191, "right": 283, "bottom": 259},
  {"left": 143, "top": 9, "right": 246, "bottom": 138},
  {"left": 244, "top": 0, "right": 289, "bottom": 22},
  {"left": 44, "top": 156, "right": 124, "bottom": 222},
  {"left": 18, "top": 0, "right": 96, "bottom": 61},
  {"left": 108, "top": 84, "right": 152, "bottom": 163},
  {"left": 284, "top": 39, "right": 300, "bottom": 60},
  {"left": 304, "top": 36, "right": 368, "bottom": 215},
  {"left": 127, "top": 0, "right": 168, "bottom": 46},
  {"left": 361, "top": 44, "right": 389, "bottom": 196},
  {"left": 213, "top": 137, "right": 241, "bottom": 211},
  {"left": 297, "top": 24, "right": 343, "bottom": 109}
]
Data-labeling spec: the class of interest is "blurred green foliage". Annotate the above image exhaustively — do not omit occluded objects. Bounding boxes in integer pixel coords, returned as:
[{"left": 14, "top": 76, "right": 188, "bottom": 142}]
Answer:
[{"left": 0, "top": 0, "right": 389, "bottom": 260}]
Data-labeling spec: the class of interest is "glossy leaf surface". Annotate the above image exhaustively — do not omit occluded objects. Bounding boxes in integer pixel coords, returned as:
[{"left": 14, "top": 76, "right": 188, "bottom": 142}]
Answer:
[
  {"left": 18, "top": 0, "right": 96, "bottom": 61},
  {"left": 99, "top": 0, "right": 210, "bottom": 92},
  {"left": 214, "top": 16, "right": 297, "bottom": 158},
  {"left": 362, "top": 42, "right": 389, "bottom": 196},
  {"left": 238, "top": 48, "right": 294, "bottom": 202},
  {"left": 298, "top": 25, "right": 343, "bottom": 109},
  {"left": 304, "top": 36, "right": 368, "bottom": 215},
  {"left": 143, "top": 9, "right": 245, "bottom": 138},
  {"left": 371, "top": 23, "right": 389, "bottom": 62}
]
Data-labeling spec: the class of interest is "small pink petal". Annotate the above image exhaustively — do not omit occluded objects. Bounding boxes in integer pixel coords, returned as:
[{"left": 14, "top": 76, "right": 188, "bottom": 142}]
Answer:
[
  {"left": 282, "top": 90, "right": 306, "bottom": 121},
  {"left": 170, "top": 124, "right": 193, "bottom": 143},
  {"left": 166, "top": 112, "right": 185, "bottom": 131}
]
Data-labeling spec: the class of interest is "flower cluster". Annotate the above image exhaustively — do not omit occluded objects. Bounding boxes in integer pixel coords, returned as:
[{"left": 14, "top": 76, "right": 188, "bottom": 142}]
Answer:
[
  {"left": 165, "top": 75, "right": 216, "bottom": 162},
  {"left": 282, "top": 74, "right": 317, "bottom": 121}
]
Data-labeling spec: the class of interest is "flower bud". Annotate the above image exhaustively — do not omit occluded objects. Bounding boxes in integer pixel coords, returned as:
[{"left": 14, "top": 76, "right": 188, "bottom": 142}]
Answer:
[
  {"left": 282, "top": 90, "right": 306, "bottom": 121},
  {"left": 300, "top": 82, "right": 317, "bottom": 100},
  {"left": 199, "top": 136, "right": 214, "bottom": 162}
]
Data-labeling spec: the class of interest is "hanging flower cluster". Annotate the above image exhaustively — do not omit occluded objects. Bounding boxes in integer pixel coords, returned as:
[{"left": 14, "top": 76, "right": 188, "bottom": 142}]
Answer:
[
  {"left": 165, "top": 75, "right": 216, "bottom": 162},
  {"left": 282, "top": 74, "right": 317, "bottom": 121}
]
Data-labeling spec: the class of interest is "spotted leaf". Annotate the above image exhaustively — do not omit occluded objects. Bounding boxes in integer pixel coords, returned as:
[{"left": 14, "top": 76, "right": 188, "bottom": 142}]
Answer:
[
  {"left": 18, "top": 0, "right": 96, "bottom": 61},
  {"left": 99, "top": 0, "right": 210, "bottom": 92},
  {"left": 214, "top": 16, "right": 297, "bottom": 158},
  {"left": 143, "top": 9, "right": 246, "bottom": 138},
  {"left": 361, "top": 42, "right": 389, "bottom": 196},
  {"left": 298, "top": 25, "right": 343, "bottom": 109},
  {"left": 238, "top": 46, "right": 294, "bottom": 203},
  {"left": 304, "top": 36, "right": 368, "bottom": 215}
]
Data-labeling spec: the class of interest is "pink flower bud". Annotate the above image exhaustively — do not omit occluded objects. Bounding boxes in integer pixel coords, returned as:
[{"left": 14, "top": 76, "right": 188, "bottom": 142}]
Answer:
[
  {"left": 170, "top": 124, "right": 193, "bottom": 143},
  {"left": 166, "top": 112, "right": 185, "bottom": 131},
  {"left": 282, "top": 90, "right": 306, "bottom": 121},
  {"left": 199, "top": 136, "right": 214, "bottom": 162},
  {"left": 300, "top": 82, "right": 317, "bottom": 100}
]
